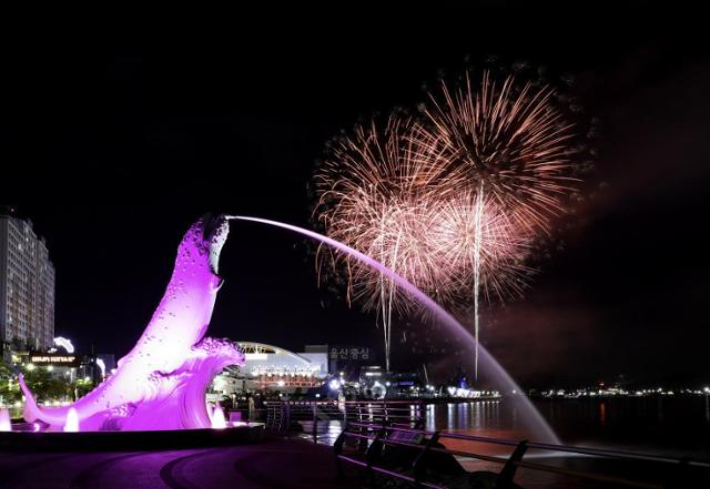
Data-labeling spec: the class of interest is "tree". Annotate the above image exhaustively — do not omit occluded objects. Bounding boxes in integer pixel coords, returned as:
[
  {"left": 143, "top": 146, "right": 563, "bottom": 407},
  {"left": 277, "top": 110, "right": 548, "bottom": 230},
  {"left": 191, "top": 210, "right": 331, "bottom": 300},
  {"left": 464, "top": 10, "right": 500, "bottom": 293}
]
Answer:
[
  {"left": 72, "top": 376, "right": 94, "bottom": 399},
  {"left": 22, "top": 367, "right": 71, "bottom": 402},
  {"left": 0, "top": 364, "right": 21, "bottom": 405}
]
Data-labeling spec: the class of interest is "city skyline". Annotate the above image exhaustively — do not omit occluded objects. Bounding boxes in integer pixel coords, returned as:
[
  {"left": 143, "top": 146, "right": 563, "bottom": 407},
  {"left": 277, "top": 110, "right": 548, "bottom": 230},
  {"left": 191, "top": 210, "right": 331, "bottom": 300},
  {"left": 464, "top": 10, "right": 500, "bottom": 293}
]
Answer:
[
  {"left": 3, "top": 8, "right": 710, "bottom": 489},
  {"left": 2, "top": 7, "right": 709, "bottom": 388}
]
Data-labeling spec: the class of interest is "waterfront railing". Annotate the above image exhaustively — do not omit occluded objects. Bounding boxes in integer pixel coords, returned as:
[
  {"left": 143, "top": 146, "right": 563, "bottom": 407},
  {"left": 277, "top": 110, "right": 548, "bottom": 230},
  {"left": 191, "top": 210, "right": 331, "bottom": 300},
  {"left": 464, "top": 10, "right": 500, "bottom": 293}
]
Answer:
[
  {"left": 263, "top": 399, "right": 424, "bottom": 440},
  {"left": 334, "top": 421, "right": 710, "bottom": 489}
]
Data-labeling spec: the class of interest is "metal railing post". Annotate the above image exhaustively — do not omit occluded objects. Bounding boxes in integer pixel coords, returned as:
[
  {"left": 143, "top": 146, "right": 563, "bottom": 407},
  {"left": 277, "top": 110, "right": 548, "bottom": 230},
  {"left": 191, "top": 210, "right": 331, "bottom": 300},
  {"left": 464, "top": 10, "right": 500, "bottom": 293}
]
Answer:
[
  {"left": 664, "top": 456, "right": 690, "bottom": 489},
  {"left": 498, "top": 440, "right": 528, "bottom": 487},
  {"left": 333, "top": 429, "right": 347, "bottom": 479},
  {"left": 413, "top": 431, "right": 441, "bottom": 486},
  {"left": 365, "top": 428, "right": 386, "bottom": 486},
  {"left": 312, "top": 401, "right": 318, "bottom": 442},
  {"left": 333, "top": 421, "right": 702, "bottom": 489}
]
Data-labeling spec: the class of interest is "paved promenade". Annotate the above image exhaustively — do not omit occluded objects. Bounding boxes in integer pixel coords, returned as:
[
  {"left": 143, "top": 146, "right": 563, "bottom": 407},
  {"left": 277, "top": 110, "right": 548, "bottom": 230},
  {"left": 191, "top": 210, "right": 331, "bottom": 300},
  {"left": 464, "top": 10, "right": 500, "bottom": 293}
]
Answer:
[{"left": 0, "top": 439, "right": 359, "bottom": 489}]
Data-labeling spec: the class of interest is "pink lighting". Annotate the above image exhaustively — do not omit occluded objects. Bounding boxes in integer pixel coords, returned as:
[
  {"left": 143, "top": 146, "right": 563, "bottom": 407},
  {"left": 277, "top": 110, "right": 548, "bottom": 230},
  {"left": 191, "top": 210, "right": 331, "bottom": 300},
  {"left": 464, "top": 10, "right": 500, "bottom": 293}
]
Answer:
[
  {"left": 18, "top": 214, "right": 245, "bottom": 432},
  {"left": 211, "top": 403, "right": 227, "bottom": 429},
  {"left": 0, "top": 408, "right": 11, "bottom": 432},
  {"left": 63, "top": 408, "right": 79, "bottom": 432}
]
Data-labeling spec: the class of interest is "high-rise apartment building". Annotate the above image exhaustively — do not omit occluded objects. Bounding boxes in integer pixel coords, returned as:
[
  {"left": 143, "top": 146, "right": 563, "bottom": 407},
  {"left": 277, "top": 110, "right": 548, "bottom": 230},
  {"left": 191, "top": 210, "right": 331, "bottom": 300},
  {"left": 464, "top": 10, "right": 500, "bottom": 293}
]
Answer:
[{"left": 0, "top": 211, "right": 55, "bottom": 350}]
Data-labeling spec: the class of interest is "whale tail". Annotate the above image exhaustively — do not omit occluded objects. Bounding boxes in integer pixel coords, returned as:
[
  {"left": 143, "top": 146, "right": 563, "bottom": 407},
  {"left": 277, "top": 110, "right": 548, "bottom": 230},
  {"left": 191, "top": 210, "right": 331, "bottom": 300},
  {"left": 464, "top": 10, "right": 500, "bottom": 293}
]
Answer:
[{"left": 18, "top": 373, "right": 42, "bottom": 423}]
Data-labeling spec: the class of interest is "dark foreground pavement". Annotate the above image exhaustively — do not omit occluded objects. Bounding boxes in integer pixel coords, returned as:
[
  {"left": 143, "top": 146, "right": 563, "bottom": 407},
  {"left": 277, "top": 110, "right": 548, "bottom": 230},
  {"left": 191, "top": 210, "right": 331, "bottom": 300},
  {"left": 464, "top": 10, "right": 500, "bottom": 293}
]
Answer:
[
  {"left": 0, "top": 439, "right": 360, "bottom": 489},
  {"left": 3, "top": 438, "right": 707, "bottom": 489}
]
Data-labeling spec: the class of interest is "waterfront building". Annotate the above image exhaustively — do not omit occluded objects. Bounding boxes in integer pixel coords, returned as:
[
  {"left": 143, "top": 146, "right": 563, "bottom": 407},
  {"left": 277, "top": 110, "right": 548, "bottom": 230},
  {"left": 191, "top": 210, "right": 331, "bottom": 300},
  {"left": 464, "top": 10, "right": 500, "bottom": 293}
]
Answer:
[{"left": 209, "top": 342, "right": 330, "bottom": 399}]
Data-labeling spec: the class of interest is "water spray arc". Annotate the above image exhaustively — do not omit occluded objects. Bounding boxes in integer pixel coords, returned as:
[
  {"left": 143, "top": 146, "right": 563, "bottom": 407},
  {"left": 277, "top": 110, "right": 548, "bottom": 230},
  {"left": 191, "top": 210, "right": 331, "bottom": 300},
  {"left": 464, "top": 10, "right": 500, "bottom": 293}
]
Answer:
[
  {"left": 381, "top": 228, "right": 402, "bottom": 372},
  {"left": 227, "top": 215, "right": 559, "bottom": 444}
]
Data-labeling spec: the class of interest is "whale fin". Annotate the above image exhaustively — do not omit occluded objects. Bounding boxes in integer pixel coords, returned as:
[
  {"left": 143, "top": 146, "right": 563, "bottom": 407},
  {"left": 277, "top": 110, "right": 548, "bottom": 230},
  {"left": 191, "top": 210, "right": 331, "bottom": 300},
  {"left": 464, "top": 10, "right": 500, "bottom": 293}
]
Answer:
[{"left": 18, "top": 373, "right": 41, "bottom": 423}]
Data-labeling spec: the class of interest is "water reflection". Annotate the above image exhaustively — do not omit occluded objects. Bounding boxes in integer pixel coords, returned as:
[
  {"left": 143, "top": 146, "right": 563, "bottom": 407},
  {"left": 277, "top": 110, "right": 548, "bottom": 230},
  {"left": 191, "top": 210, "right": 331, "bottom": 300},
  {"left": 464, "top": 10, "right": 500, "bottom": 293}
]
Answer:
[
  {"left": 426, "top": 404, "right": 436, "bottom": 432},
  {"left": 303, "top": 396, "right": 710, "bottom": 461},
  {"left": 430, "top": 401, "right": 501, "bottom": 432}
]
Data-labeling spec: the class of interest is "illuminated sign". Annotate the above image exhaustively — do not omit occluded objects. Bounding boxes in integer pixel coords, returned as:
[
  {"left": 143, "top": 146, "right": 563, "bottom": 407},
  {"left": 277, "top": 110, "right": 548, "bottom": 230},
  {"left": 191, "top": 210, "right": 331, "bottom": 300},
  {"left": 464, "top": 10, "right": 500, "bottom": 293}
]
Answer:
[
  {"left": 29, "top": 354, "right": 81, "bottom": 367},
  {"left": 53, "top": 336, "right": 75, "bottom": 354},
  {"left": 244, "top": 353, "right": 268, "bottom": 361},
  {"left": 329, "top": 346, "right": 373, "bottom": 362}
]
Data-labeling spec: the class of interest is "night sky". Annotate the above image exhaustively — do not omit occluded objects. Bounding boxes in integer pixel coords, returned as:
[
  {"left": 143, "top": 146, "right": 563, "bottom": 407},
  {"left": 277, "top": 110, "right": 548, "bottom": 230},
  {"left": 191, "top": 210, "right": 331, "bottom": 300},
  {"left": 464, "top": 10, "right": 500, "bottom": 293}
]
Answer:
[{"left": 3, "top": 6, "right": 709, "bottom": 387}]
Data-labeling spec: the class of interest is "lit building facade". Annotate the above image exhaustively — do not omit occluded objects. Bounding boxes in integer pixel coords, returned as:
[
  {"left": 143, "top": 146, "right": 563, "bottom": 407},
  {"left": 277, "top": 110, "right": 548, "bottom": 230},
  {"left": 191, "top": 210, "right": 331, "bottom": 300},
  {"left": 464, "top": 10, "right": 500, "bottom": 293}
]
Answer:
[
  {"left": 209, "top": 342, "right": 330, "bottom": 398},
  {"left": 237, "top": 342, "right": 328, "bottom": 390},
  {"left": 0, "top": 213, "right": 55, "bottom": 350}
]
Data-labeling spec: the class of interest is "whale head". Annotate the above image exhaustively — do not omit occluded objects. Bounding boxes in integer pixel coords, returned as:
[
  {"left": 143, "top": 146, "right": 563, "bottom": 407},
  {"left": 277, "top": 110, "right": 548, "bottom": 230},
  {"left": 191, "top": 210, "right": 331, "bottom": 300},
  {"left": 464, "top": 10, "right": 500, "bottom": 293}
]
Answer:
[
  {"left": 200, "top": 213, "right": 230, "bottom": 275},
  {"left": 177, "top": 213, "right": 231, "bottom": 276}
]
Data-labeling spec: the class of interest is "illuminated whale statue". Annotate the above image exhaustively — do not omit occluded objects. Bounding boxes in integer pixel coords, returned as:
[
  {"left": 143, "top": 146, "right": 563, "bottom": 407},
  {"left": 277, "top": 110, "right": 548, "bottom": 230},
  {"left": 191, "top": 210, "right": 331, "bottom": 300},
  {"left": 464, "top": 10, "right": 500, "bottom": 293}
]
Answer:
[{"left": 19, "top": 214, "right": 244, "bottom": 431}]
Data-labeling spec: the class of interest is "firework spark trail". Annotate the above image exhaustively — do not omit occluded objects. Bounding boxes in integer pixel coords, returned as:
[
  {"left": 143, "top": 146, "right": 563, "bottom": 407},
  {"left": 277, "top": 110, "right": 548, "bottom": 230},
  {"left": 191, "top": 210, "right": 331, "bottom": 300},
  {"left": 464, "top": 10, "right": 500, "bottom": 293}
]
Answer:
[{"left": 473, "top": 184, "right": 483, "bottom": 381}]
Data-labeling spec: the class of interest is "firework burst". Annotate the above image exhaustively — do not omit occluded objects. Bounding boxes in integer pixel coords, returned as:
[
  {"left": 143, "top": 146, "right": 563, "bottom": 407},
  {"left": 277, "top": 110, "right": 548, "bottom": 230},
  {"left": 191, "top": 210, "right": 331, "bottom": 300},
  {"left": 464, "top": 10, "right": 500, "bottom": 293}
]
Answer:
[
  {"left": 412, "top": 70, "right": 582, "bottom": 377},
  {"left": 314, "top": 116, "right": 448, "bottom": 370},
  {"left": 428, "top": 188, "right": 534, "bottom": 378},
  {"left": 418, "top": 70, "right": 580, "bottom": 233},
  {"left": 314, "top": 70, "right": 584, "bottom": 375},
  {"left": 314, "top": 115, "right": 440, "bottom": 301},
  {"left": 429, "top": 189, "right": 533, "bottom": 305},
  {"left": 313, "top": 114, "right": 533, "bottom": 372}
]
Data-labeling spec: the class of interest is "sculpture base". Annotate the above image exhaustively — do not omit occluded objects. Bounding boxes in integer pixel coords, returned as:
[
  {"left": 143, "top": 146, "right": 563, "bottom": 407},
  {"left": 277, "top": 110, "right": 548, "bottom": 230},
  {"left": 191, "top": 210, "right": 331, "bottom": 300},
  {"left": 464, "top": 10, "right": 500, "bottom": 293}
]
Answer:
[{"left": 0, "top": 423, "right": 265, "bottom": 452}]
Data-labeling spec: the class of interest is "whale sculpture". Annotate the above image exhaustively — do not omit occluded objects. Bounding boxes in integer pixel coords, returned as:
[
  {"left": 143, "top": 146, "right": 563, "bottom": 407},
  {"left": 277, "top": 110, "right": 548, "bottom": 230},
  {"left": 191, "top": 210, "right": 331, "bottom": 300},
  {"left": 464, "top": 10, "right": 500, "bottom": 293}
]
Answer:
[{"left": 19, "top": 214, "right": 245, "bottom": 431}]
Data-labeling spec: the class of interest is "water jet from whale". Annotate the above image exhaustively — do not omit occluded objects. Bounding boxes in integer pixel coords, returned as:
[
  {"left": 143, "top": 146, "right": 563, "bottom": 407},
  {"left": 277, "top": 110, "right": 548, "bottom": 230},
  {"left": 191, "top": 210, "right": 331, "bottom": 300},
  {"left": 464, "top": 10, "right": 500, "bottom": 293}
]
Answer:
[{"left": 227, "top": 215, "right": 559, "bottom": 443}]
